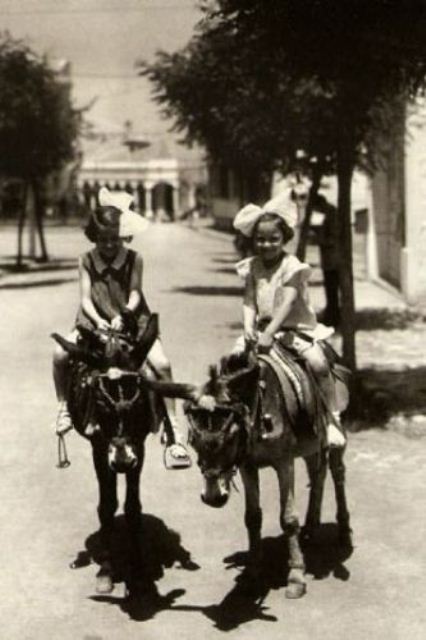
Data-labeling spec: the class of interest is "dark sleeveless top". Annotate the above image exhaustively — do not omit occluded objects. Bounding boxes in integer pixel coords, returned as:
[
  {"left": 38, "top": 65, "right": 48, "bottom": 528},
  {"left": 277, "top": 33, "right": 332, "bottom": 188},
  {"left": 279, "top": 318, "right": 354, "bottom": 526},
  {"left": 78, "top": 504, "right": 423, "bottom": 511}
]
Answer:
[{"left": 75, "top": 248, "right": 150, "bottom": 331}]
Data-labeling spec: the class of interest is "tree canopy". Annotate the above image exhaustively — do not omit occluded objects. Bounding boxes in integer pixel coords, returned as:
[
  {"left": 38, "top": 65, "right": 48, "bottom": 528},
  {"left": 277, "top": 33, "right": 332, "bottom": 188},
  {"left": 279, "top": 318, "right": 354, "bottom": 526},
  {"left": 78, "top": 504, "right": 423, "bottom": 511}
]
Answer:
[
  {"left": 0, "top": 32, "right": 79, "bottom": 263},
  {"left": 0, "top": 33, "right": 77, "bottom": 180}
]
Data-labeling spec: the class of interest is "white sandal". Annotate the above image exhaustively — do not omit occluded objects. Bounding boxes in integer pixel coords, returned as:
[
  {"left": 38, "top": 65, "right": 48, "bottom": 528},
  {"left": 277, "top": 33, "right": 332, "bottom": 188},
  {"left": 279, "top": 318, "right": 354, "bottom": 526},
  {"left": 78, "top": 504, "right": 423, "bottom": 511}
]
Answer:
[{"left": 55, "top": 402, "right": 73, "bottom": 435}]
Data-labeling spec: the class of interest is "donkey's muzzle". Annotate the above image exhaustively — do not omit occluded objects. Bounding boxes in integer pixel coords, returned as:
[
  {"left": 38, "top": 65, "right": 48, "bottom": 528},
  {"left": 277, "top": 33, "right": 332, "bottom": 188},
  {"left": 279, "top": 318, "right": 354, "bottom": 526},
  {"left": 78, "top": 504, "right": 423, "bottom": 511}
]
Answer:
[
  {"left": 201, "top": 492, "right": 229, "bottom": 508},
  {"left": 108, "top": 440, "right": 138, "bottom": 473},
  {"left": 201, "top": 476, "right": 230, "bottom": 508}
]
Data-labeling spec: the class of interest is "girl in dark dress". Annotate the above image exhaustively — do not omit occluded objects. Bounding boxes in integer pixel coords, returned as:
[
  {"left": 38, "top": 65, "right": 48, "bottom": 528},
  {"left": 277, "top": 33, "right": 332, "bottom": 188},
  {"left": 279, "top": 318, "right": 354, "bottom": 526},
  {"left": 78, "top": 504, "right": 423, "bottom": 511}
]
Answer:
[{"left": 52, "top": 188, "right": 190, "bottom": 468}]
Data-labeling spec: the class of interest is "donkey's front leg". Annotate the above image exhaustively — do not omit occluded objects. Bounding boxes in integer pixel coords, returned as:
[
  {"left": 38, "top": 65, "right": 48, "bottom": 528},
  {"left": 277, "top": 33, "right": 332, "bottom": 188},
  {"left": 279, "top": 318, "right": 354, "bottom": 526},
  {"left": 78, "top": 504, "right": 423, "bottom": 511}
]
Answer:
[
  {"left": 276, "top": 459, "right": 306, "bottom": 599},
  {"left": 124, "top": 454, "right": 144, "bottom": 526},
  {"left": 239, "top": 464, "right": 262, "bottom": 578},
  {"left": 92, "top": 443, "right": 118, "bottom": 594}
]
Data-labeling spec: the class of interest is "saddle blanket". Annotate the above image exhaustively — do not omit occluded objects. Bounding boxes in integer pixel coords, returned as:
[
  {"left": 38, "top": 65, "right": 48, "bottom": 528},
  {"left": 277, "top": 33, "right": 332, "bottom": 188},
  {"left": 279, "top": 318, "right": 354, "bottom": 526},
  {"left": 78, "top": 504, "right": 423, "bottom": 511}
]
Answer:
[{"left": 258, "top": 343, "right": 321, "bottom": 440}]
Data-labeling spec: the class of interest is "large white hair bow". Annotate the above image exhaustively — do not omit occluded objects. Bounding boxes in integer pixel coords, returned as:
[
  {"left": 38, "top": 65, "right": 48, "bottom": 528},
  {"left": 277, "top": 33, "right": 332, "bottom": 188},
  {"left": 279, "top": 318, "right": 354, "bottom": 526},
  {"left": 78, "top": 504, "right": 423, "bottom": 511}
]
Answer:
[
  {"left": 233, "top": 189, "right": 298, "bottom": 237},
  {"left": 98, "top": 186, "right": 149, "bottom": 237}
]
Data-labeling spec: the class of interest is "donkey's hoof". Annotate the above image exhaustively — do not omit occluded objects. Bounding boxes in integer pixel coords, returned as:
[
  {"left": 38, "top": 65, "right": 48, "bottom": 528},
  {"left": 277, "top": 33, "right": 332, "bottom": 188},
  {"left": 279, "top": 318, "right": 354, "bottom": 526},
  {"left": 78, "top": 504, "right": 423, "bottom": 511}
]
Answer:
[
  {"left": 96, "top": 573, "right": 114, "bottom": 594},
  {"left": 285, "top": 581, "right": 306, "bottom": 599}
]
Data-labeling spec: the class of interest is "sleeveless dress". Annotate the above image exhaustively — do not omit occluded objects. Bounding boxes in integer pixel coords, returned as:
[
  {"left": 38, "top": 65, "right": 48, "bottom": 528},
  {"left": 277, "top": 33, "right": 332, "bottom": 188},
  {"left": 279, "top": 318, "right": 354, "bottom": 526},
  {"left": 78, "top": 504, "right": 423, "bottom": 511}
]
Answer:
[{"left": 75, "top": 247, "right": 150, "bottom": 331}]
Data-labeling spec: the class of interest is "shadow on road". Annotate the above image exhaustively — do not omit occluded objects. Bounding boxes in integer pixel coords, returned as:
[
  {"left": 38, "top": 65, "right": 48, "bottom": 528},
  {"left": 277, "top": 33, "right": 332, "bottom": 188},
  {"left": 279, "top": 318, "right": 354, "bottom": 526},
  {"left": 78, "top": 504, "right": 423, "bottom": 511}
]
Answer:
[
  {"left": 0, "top": 276, "right": 77, "bottom": 290},
  {"left": 170, "top": 285, "right": 243, "bottom": 297},
  {"left": 0, "top": 257, "right": 77, "bottom": 273},
  {"left": 211, "top": 255, "right": 239, "bottom": 265},
  {"left": 209, "top": 266, "right": 239, "bottom": 275},
  {"left": 302, "top": 523, "right": 353, "bottom": 581},
  {"left": 172, "top": 527, "right": 352, "bottom": 631},
  {"left": 355, "top": 307, "right": 424, "bottom": 331},
  {"left": 71, "top": 513, "right": 200, "bottom": 622}
]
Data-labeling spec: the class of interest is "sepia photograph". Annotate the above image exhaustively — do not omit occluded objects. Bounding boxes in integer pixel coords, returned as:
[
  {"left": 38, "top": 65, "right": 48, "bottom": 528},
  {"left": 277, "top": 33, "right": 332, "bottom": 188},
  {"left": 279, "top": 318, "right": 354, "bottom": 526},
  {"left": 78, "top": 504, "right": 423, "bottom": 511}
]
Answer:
[{"left": 0, "top": 1, "right": 425, "bottom": 638}]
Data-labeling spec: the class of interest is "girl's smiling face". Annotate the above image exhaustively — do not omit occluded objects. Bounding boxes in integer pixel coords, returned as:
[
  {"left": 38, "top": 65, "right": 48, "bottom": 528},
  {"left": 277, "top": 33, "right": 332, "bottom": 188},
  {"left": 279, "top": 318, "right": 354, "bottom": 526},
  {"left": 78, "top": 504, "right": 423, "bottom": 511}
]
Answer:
[
  {"left": 96, "top": 227, "right": 123, "bottom": 261},
  {"left": 253, "top": 218, "right": 285, "bottom": 265}
]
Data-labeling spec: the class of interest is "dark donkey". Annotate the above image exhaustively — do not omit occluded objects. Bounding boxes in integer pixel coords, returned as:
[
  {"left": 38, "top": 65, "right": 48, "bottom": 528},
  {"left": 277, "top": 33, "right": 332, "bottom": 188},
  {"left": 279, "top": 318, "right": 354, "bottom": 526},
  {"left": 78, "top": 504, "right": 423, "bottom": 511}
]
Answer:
[
  {"left": 52, "top": 314, "right": 197, "bottom": 595},
  {"left": 185, "top": 351, "right": 352, "bottom": 599}
]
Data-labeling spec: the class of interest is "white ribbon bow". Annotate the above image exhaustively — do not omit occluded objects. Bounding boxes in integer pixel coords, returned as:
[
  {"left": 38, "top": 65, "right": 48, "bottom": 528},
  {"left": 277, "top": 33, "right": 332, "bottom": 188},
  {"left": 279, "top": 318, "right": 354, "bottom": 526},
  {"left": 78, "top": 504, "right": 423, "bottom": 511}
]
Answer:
[
  {"left": 233, "top": 189, "right": 298, "bottom": 237},
  {"left": 98, "top": 186, "right": 149, "bottom": 237}
]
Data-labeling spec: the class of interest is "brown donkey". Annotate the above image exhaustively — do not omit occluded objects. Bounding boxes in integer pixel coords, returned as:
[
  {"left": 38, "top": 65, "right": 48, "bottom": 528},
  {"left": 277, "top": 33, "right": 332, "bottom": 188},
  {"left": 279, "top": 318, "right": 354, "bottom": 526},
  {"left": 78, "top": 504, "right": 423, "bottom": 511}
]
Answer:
[{"left": 185, "top": 354, "right": 352, "bottom": 599}]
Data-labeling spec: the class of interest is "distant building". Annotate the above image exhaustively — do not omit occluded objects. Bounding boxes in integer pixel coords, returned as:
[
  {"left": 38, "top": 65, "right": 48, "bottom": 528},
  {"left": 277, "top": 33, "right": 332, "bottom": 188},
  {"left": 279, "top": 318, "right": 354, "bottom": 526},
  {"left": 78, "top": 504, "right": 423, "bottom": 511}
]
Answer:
[{"left": 77, "top": 124, "right": 207, "bottom": 221}]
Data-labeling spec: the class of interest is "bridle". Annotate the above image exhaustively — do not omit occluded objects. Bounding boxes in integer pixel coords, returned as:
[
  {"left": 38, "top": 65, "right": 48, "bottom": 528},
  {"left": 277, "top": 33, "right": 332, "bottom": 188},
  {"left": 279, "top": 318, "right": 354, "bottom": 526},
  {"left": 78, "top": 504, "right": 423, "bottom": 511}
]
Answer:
[
  {"left": 186, "top": 400, "right": 252, "bottom": 478},
  {"left": 92, "top": 371, "right": 142, "bottom": 437}
]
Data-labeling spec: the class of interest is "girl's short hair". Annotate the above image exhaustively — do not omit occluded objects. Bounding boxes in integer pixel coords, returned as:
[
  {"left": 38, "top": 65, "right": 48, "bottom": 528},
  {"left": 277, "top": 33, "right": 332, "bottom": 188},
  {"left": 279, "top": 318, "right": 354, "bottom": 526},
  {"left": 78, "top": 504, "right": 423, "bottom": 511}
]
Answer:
[
  {"left": 84, "top": 206, "right": 121, "bottom": 242},
  {"left": 253, "top": 213, "right": 294, "bottom": 244}
]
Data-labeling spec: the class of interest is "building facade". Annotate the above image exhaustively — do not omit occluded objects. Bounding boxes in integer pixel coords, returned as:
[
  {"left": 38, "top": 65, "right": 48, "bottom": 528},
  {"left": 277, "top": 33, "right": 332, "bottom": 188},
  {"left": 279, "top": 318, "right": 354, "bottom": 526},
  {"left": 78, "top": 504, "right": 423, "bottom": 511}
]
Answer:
[
  {"left": 371, "top": 98, "right": 426, "bottom": 303},
  {"left": 77, "top": 129, "right": 207, "bottom": 221}
]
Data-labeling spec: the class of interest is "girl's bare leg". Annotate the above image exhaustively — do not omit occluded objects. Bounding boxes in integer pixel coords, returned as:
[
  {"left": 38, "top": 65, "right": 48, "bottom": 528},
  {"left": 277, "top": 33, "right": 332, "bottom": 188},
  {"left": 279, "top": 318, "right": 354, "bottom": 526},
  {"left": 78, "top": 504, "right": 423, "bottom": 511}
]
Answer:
[
  {"left": 147, "top": 339, "right": 190, "bottom": 466},
  {"left": 302, "top": 343, "right": 346, "bottom": 448},
  {"left": 52, "top": 330, "right": 78, "bottom": 433}
]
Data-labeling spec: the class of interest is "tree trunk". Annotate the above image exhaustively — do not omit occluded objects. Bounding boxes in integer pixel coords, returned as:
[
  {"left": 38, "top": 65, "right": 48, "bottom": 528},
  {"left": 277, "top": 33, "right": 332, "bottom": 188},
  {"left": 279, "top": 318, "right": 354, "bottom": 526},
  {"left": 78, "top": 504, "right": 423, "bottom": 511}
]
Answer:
[
  {"left": 296, "top": 167, "right": 322, "bottom": 261},
  {"left": 33, "top": 180, "right": 49, "bottom": 262},
  {"left": 16, "top": 182, "right": 28, "bottom": 267},
  {"left": 27, "top": 183, "right": 36, "bottom": 260},
  {"left": 337, "top": 139, "right": 356, "bottom": 371}
]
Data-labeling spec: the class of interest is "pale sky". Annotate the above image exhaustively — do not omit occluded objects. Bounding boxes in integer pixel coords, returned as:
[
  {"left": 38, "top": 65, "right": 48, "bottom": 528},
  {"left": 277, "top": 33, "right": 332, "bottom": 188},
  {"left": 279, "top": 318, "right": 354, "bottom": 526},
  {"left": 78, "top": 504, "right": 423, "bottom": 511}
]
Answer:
[{"left": 0, "top": 0, "right": 201, "bottom": 134}]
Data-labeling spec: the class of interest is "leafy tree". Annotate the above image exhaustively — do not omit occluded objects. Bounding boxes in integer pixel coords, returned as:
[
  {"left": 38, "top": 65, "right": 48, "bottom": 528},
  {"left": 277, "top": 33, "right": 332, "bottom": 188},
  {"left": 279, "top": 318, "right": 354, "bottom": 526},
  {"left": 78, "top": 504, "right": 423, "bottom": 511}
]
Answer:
[
  {"left": 0, "top": 33, "right": 79, "bottom": 263},
  {"left": 143, "top": 1, "right": 426, "bottom": 368}
]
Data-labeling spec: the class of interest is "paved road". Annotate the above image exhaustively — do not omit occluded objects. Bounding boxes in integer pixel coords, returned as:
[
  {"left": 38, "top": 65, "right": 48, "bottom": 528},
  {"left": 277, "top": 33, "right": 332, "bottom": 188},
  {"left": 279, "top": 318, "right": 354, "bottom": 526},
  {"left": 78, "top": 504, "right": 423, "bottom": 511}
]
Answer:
[{"left": 0, "top": 223, "right": 425, "bottom": 640}]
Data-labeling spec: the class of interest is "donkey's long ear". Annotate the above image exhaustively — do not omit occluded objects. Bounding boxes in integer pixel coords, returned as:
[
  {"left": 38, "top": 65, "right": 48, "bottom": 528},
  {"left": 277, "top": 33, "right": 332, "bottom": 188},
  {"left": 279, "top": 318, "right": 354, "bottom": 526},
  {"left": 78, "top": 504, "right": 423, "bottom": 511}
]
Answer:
[
  {"left": 51, "top": 333, "right": 101, "bottom": 367},
  {"left": 132, "top": 313, "right": 159, "bottom": 366},
  {"left": 226, "top": 364, "right": 260, "bottom": 403},
  {"left": 75, "top": 325, "right": 104, "bottom": 352}
]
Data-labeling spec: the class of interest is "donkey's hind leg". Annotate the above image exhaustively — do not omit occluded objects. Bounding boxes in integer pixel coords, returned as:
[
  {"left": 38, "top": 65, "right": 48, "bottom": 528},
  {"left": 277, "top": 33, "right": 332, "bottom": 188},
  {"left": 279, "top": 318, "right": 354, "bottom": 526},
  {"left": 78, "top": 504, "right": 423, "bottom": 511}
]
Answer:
[
  {"left": 329, "top": 447, "right": 353, "bottom": 548},
  {"left": 302, "top": 449, "right": 328, "bottom": 543},
  {"left": 276, "top": 459, "right": 306, "bottom": 599}
]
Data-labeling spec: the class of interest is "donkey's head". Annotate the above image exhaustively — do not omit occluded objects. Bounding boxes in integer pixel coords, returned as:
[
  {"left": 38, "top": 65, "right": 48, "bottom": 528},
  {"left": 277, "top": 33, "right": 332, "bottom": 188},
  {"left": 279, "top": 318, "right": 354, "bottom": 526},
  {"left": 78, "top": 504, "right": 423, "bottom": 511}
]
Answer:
[{"left": 185, "top": 362, "right": 259, "bottom": 507}]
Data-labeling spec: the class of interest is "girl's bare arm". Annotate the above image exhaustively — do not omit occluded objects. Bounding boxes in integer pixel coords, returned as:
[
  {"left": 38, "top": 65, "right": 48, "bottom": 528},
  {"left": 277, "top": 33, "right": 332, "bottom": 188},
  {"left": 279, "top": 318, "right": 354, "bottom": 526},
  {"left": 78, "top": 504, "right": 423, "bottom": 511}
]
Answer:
[
  {"left": 243, "top": 273, "right": 257, "bottom": 341},
  {"left": 79, "top": 257, "right": 106, "bottom": 327},
  {"left": 126, "top": 253, "right": 143, "bottom": 312},
  {"left": 263, "top": 286, "right": 297, "bottom": 337}
]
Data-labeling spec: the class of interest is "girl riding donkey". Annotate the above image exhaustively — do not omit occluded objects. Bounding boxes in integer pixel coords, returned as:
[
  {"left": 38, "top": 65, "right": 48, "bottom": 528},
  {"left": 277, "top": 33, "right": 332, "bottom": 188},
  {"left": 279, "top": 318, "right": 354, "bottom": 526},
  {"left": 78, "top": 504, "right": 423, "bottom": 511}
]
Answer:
[
  {"left": 232, "top": 192, "right": 346, "bottom": 448},
  {"left": 52, "top": 187, "right": 191, "bottom": 468}
]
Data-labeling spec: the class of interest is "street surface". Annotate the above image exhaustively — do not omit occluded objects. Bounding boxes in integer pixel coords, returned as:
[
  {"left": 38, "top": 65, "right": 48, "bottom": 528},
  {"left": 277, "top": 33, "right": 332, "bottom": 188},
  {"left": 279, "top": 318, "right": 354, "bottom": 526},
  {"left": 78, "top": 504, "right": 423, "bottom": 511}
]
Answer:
[{"left": 0, "top": 222, "right": 425, "bottom": 640}]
